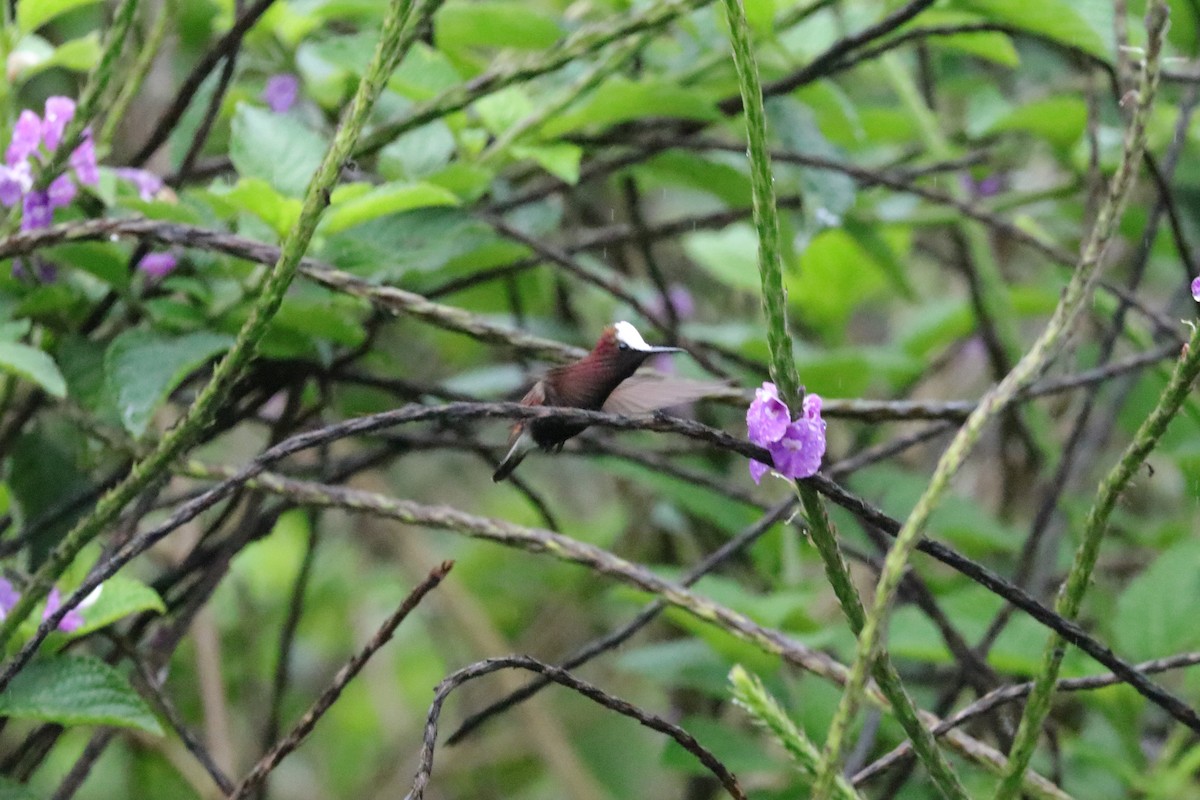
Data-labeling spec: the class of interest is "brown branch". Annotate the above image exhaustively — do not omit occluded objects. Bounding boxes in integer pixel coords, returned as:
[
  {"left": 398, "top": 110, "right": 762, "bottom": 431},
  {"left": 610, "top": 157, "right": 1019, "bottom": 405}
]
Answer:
[
  {"left": 410, "top": 656, "right": 745, "bottom": 800},
  {"left": 226, "top": 561, "right": 453, "bottom": 800}
]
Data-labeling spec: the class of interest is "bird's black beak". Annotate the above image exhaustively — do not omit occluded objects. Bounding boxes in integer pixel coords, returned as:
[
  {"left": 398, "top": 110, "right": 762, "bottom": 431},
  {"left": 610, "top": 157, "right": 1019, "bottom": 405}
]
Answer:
[{"left": 645, "top": 346, "right": 684, "bottom": 354}]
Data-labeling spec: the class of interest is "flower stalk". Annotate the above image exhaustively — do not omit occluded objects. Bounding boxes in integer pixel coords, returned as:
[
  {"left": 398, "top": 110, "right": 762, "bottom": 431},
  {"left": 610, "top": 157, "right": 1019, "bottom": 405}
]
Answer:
[{"left": 720, "top": 0, "right": 966, "bottom": 796}]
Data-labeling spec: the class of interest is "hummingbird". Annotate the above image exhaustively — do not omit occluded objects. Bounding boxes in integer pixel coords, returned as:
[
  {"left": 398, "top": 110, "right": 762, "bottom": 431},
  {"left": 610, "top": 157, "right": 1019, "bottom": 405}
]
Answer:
[{"left": 493, "top": 321, "right": 719, "bottom": 481}]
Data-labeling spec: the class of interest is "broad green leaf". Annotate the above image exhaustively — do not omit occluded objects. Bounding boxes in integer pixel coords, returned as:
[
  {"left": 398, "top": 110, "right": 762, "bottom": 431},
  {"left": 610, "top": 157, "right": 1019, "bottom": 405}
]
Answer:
[
  {"left": 66, "top": 575, "right": 166, "bottom": 639},
  {"left": 511, "top": 143, "right": 582, "bottom": 184},
  {"left": 907, "top": 10, "right": 1019, "bottom": 67},
  {"left": 214, "top": 177, "right": 303, "bottom": 236},
  {"left": 46, "top": 32, "right": 102, "bottom": 72},
  {"left": 44, "top": 242, "right": 130, "bottom": 288},
  {"left": 435, "top": 1, "right": 561, "bottom": 51},
  {"left": 0, "top": 342, "right": 67, "bottom": 398},
  {"left": 635, "top": 151, "right": 752, "bottom": 207},
  {"left": 104, "top": 330, "right": 235, "bottom": 438},
  {"left": 987, "top": 95, "right": 1088, "bottom": 149},
  {"left": 229, "top": 104, "right": 328, "bottom": 197},
  {"left": 9, "top": 430, "right": 91, "bottom": 566},
  {"left": 378, "top": 120, "right": 456, "bottom": 180},
  {"left": 319, "top": 181, "right": 459, "bottom": 234},
  {"left": 474, "top": 86, "right": 534, "bottom": 135},
  {"left": 541, "top": 78, "right": 720, "bottom": 137},
  {"left": 787, "top": 228, "right": 887, "bottom": 336},
  {"left": 682, "top": 224, "right": 763, "bottom": 292},
  {"left": 17, "top": 0, "right": 100, "bottom": 32},
  {"left": 1116, "top": 538, "right": 1200, "bottom": 660},
  {"left": 0, "top": 656, "right": 162, "bottom": 734},
  {"left": 953, "top": 0, "right": 1108, "bottom": 58},
  {"left": 388, "top": 42, "right": 462, "bottom": 101},
  {"left": 319, "top": 207, "right": 494, "bottom": 280}
]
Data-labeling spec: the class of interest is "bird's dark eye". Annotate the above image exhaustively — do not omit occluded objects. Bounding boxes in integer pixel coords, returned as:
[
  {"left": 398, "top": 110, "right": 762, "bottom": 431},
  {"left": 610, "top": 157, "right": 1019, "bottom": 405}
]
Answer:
[{"left": 618, "top": 342, "right": 629, "bottom": 351}]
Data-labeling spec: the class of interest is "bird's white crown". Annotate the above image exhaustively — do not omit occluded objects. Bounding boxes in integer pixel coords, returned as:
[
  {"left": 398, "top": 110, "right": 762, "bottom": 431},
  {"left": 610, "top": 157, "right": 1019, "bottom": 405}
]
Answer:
[{"left": 613, "top": 321, "right": 654, "bottom": 351}]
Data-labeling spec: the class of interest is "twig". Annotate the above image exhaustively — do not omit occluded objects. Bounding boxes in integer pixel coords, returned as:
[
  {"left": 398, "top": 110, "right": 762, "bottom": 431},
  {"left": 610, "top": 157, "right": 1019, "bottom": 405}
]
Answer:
[
  {"left": 445, "top": 498, "right": 795, "bottom": 744},
  {"left": 411, "top": 656, "right": 746, "bottom": 800},
  {"left": 227, "top": 561, "right": 453, "bottom": 799},
  {"left": 130, "top": 0, "right": 277, "bottom": 165}
]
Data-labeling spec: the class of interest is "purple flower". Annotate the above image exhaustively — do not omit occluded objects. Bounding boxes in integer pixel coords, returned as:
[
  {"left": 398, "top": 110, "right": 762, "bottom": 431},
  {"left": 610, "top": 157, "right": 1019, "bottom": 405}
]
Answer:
[
  {"left": 262, "top": 73, "right": 299, "bottom": 113},
  {"left": 41, "top": 96, "right": 75, "bottom": 152},
  {"left": 114, "top": 167, "right": 164, "bottom": 200},
  {"left": 747, "top": 385, "right": 827, "bottom": 484},
  {"left": 0, "top": 578, "right": 19, "bottom": 618},
  {"left": 0, "top": 161, "right": 32, "bottom": 206},
  {"left": 43, "top": 587, "right": 84, "bottom": 633},
  {"left": 21, "top": 190, "right": 51, "bottom": 231},
  {"left": 649, "top": 283, "right": 696, "bottom": 321},
  {"left": 138, "top": 251, "right": 178, "bottom": 278},
  {"left": 47, "top": 173, "right": 76, "bottom": 209},
  {"left": 69, "top": 132, "right": 98, "bottom": 186},
  {"left": 1192, "top": 276, "right": 1200, "bottom": 303},
  {"left": 747, "top": 382, "right": 790, "bottom": 445},
  {"left": 7, "top": 109, "right": 41, "bottom": 166}
]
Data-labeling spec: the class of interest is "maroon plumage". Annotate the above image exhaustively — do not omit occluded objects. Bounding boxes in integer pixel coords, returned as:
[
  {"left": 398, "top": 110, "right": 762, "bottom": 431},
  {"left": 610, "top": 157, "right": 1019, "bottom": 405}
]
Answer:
[{"left": 492, "top": 322, "right": 718, "bottom": 481}]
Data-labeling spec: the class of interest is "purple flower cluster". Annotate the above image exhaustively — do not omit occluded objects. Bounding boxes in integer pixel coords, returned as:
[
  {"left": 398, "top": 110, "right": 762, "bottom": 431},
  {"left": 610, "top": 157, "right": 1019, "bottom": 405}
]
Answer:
[
  {"left": 746, "top": 382, "right": 826, "bottom": 484},
  {"left": 0, "top": 96, "right": 98, "bottom": 232},
  {"left": 2, "top": 97, "right": 175, "bottom": 277},
  {"left": 0, "top": 577, "right": 101, "bottom": 634},
  {"left": 1192, "top": 276, "right": 1200, "bottom": 303}
]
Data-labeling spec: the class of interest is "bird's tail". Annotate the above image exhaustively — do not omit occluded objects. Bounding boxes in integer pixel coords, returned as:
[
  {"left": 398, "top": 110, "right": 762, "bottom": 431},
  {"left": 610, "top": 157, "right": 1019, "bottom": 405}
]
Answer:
[{"left": 493, "top": 429, "right": 536, "bottom": 482}]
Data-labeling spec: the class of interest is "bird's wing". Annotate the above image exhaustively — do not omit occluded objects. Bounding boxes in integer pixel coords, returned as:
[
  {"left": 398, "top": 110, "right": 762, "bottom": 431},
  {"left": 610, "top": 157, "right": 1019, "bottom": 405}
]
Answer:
[{"left": 602, "top": 372, "right": 729, "bottom": 415}]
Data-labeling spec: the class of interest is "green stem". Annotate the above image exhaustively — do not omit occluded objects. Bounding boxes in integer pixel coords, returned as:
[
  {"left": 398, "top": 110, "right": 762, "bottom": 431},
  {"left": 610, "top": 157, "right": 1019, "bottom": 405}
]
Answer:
[
  {"left": 0, "top": 0, "right": 435, "bottom": 651},
  {"left": 799, "top": 486, "right": 967, "bottom": 799},
  {"left": 720, "top": 0, "right": 964, "bottom": 796},
  {"left": 994, "top": 121, "right": 1190, "bottom": 800},
  {"left": 814, "top": 1, "right": 1169, "bottom": 790},
  {"left": 996, "top": 323, "right": 1200, "bottom": 800}
]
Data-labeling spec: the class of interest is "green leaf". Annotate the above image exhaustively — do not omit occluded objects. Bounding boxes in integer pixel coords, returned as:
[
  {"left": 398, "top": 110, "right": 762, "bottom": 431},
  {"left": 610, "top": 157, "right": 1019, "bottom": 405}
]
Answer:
[
  {"left": 683, "top": 224, "right": 762, "bottom": 292},
  {"left": 435, "top": 1, "right": 561, "bottom": 51},
  {"left": 319, "top": 181, "right": 459, "bottom": 235},
  {"left": 0, "top": 342, "right": 67, "bottom": 398},
  {"left": 0, "top": 656, "right": 162, "bottom": 734},
  {"left": 378, "top": 120, "right": 456, "bottom": 180},
  {"left": 541, "top": 78, "right": 720, "bottom": 137},
  {"left": 1116, "top": 538, "right": 1200, "bottom": 660},
  {"left": 46, "top": 32, "right": 102, "bottom": 72},
  {"left": 213, "top": 177, "right": 303, "bottom": 236},
  {"left": 511, "top": 143, "right": 582, "bottom": 184},
  {"left": 17, "top": 0, "right": 100, "bottom": 32},
  {"left": 953, "top": 0, "right": 1108, "bottom": 58},
  {"left": 104, "top": 330, "right": 234, "bottom": 438},
  {"left": 319, "top": 207, "right": 495, "bottom": 280},
  {"left": 987, "top": 95, "right": 1088, "bottom": 149},
  {"left": 67, "top": 575, "right": 166, "bottom": 639},
  {"left": 229, "top": 104, "right": 328, "bottom": 197},
  {"left": 45, "top": 242, "right": 130, "bottom": 288}
]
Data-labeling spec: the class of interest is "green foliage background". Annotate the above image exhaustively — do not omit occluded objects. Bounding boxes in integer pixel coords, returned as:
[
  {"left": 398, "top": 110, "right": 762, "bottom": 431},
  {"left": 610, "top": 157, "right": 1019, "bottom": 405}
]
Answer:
[{"left": 0, "top": 0, "right": 1198, "bottom": 798}]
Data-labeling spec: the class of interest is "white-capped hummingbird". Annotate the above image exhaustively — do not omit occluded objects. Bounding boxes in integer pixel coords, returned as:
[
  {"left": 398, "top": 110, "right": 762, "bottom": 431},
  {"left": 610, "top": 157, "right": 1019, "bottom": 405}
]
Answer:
[{"left": 493, "top": 321, "right": 718, "bottom": 481}]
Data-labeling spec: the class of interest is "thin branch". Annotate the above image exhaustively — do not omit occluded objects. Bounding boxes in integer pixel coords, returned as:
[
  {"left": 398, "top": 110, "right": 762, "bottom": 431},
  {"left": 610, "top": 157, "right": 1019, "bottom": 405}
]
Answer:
[
  {"left": 227, "top": 561, "right": 454, "bottom": 800},
  {"left": 409, "top": 656, "right": 745, "bottom": 800}
]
